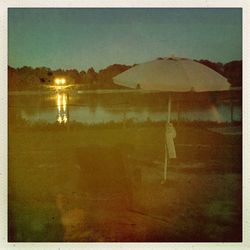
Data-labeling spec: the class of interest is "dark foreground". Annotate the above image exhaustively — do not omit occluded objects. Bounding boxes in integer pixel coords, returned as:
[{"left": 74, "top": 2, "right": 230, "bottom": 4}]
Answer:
[{"left": 8, "top": 123, "right": 242, "bottom": 242}]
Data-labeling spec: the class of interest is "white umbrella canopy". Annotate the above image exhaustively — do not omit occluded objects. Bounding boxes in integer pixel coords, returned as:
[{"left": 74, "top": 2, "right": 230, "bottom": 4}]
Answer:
[
  {"left": 113, "top": 56, "right": 230, "bottom": 183},
  {"left": 113, "top": 57, "right": 230, "bottom": 92}
]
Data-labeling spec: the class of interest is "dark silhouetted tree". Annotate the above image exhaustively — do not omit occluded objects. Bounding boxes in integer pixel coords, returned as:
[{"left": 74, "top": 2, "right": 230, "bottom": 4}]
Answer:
[{"left": 223, "top": 60, "right": 242, "bottom": 87}]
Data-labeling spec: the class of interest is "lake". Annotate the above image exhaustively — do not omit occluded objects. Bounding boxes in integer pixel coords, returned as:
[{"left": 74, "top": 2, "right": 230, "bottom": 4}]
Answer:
[{"left": 8, "top": 90, "right": 242, "bottom": 124}]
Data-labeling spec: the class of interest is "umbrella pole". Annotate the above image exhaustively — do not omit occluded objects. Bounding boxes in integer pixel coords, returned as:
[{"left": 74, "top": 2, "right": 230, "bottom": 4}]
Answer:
[
  {"left": 167, "top": 95, "right": 171, "bottom": 123},
  {"left": 164, "top": 95, "right": 171, "bottom": 181}
]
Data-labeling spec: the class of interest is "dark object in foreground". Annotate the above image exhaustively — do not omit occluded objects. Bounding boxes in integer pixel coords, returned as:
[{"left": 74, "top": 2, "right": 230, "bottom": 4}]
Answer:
[{"left": 76, "top": 145, "right": 133, "bottom": 206}]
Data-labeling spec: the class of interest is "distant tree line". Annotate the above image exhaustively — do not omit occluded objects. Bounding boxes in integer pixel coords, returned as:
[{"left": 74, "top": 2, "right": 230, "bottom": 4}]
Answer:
[
  {"left": 196, "top": 60, "right": 242, "bottom": 88},
  {"left": 8, "top": 59, "right": 242, "bottom": 91},
  {"left": 8, "top": 64, "right": 132, "bottom": 91}
]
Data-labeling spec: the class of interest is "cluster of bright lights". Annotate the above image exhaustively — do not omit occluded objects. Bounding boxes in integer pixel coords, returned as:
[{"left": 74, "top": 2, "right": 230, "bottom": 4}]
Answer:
[{"left": 54, "top": 78, "right": 66, "bottom": 85}]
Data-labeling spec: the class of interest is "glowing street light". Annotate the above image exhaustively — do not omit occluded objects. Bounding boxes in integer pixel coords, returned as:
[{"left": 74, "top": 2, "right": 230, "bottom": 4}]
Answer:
[
  {"left": 55, "top": 78, "right": 60, "bottom": 85},
  {"left": 54, "top": 78, "right": 66, "bottom": 85}
]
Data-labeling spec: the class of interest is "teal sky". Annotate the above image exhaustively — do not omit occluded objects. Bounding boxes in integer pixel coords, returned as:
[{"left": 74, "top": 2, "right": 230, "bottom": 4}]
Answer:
[{"left": 8, "top": 8, "right": 242, "bottom": 71}]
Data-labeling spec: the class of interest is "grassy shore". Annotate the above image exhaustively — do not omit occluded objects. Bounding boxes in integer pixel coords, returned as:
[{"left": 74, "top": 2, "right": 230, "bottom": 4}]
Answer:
[{"left": 8, "top": 122, "right": 242, "bottom": 242}]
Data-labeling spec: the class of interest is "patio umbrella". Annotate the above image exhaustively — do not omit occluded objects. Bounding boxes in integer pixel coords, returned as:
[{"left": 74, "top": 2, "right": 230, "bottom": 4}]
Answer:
[{"left": 113, "top": 56, "right": 230, "bottom": 182}]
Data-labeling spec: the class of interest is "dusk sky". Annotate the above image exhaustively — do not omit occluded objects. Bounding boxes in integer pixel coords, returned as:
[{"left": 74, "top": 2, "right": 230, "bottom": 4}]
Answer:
[{"left": 8, "top": 8, "right": 242, "bottom": 71}]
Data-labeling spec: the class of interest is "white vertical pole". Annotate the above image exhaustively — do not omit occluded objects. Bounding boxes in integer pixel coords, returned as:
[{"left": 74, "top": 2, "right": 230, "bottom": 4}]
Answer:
[
  {"left": 167, "top": 95, "right": 171, "bottom": 123},
  {"left": 164, "top": 143, "right": 168, "bottom": 181},
  {"left": 164, "top": 95, "right": 171, "bottom": 181}
]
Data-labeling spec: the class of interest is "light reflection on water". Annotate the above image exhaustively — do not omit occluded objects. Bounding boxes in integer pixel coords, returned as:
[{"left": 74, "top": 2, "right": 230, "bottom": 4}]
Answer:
[
  {"left": 56, "top": 93, "right": 68, "bottom": 124},
  {"left": 17, "top": 92, "right": 241, "bottom": 124}
]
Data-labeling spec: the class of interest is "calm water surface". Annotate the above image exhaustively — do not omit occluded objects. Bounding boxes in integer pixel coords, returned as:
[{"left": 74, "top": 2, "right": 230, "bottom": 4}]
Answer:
[{"left": 9, "top": 91, "right": 242, "bottom": 124}]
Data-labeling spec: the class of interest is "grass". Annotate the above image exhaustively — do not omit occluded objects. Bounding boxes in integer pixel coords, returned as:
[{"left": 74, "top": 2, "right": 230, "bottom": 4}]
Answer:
[{"left": 8, "top": 122, "right": 242, "bottom": 242}]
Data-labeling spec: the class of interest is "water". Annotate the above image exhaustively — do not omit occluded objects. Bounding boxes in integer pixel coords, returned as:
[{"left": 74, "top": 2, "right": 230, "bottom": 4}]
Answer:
[{"left": 9, "top": 90, "right": 242, "bottom": 124}]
